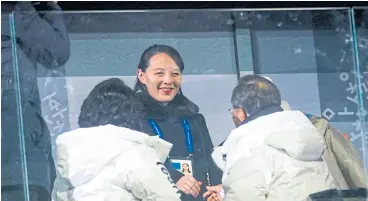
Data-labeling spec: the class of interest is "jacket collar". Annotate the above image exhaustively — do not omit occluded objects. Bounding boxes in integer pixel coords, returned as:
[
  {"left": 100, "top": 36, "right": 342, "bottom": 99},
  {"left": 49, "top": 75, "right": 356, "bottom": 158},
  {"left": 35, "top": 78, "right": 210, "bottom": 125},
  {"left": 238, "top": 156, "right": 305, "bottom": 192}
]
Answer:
[
  {"left": 218, "top": 105, "right": 283, "bottom": 146},
  {"left": 239, "top": 105, "right": 284, "bottom": 126},
  {"left": 136, "top": 90, "right": 199, "bottom": 121}
]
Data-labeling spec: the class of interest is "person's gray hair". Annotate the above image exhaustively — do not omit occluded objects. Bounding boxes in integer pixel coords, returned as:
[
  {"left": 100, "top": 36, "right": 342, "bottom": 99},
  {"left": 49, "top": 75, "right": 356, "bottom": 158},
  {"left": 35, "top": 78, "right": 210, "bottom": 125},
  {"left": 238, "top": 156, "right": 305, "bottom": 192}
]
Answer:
[{"left": 231, "top": 75, "right": 281, "bottom": 115}]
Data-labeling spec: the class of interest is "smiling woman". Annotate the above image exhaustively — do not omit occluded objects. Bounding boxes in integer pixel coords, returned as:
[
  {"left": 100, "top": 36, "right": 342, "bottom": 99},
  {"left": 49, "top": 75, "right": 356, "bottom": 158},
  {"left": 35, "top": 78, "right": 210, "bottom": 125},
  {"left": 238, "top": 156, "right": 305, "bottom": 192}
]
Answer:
[
  {"left": 135, "top": 45, "right": 183, "bottom": 102},
  {"left": 133, "top": 44, "right": 222, "bottom": 201}
]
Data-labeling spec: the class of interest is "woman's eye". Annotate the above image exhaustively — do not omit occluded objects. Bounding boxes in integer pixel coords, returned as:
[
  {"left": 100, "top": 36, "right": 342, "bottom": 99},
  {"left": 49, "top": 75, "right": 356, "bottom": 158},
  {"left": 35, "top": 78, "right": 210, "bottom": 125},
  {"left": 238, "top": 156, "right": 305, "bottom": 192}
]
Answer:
[
  {"left": 172, "top": 73, "right": 180, "bottom": 77},
  {"left": 155, "top": 72, "right": 164, "bottom": 76}
]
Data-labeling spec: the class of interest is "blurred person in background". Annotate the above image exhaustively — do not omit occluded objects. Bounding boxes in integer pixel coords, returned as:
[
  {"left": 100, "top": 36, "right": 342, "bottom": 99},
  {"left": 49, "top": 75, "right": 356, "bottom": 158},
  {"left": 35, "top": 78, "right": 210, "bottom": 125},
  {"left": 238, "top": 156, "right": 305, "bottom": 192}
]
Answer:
[
  {"left": 133, "top": 44, "right": 222, "bottom": 201},
  {"left": 214, "top": 75, "right": 336, "bottom": 201},
  {"left": 280, "top": 101, "right": 367, "bottom": 190},
  {"left": 1, "top": 1, "right": 70, "bottom": 201},
  {"left": 52, "top": 78, "right": 182, "bottom": 201}
]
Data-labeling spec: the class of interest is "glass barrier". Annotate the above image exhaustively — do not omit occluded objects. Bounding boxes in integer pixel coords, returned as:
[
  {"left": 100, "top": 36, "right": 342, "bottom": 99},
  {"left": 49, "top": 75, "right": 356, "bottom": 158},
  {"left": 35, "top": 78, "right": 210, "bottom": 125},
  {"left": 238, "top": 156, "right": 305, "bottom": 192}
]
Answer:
[
  {"left": 1, "top": 11, "right": 29, "bottom": 201},
  {"left": 241, "top": 7, "right": 368, "bottom": 177},
  {"left": 3, "top": 3, "right": 368, "bottom": 201},
  {"left": 352, "top": 6, "right": 368, "bottom": 183}
]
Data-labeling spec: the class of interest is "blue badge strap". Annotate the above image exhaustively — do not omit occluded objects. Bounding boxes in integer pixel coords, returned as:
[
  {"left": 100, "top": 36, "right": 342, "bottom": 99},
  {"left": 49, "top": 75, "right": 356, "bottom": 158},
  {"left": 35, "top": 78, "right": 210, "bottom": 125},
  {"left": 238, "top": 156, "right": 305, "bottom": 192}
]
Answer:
[
  {"left": 181, "top": 119, "right": 194, "bottom": 154},
  {"left": 148, "top": 119, "right": 164, "bottom": 139},
  {"left": 148, "top": 119, "right": 193, "bottom": 154}
]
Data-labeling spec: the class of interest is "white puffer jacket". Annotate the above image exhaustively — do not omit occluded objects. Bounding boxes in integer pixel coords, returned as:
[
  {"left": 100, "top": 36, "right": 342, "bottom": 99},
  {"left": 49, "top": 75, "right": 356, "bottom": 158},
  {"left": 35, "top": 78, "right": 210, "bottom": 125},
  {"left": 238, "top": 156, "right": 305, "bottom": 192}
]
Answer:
[
  {"left": 52, "top": 124, "right": 181, "bottom": 201},
  {"left": 212, "top": 111, "right": 336, "bottom": 201}
]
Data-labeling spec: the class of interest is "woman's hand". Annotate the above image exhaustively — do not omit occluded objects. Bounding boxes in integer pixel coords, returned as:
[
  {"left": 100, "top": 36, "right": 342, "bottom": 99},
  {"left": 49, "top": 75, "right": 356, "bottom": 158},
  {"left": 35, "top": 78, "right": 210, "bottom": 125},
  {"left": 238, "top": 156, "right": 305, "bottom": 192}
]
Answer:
[{"left": 176, "top": 175, "right": 202, "bottom": 197}]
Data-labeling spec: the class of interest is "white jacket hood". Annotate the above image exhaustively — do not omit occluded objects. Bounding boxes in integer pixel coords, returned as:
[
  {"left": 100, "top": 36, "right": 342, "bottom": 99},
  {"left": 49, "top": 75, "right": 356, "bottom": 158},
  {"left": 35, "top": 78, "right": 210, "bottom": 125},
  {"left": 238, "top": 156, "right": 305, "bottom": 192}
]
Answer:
[
  {"left": 262, "top": 111, "right": 325, "bottom": 161},
  {"left": 215, "top": 111, "right": 326, "bottom": 171},
  {"left": 55, "top": 124, "right": 172, "bottom": 188}
]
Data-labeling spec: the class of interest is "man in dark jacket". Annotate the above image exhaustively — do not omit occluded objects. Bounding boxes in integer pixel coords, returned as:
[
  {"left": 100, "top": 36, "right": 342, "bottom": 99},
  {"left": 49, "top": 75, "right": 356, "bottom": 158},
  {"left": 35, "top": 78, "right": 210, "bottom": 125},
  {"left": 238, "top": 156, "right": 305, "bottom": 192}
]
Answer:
[{"left": 1, "top": 1, "right": 70, "bottom": 201}]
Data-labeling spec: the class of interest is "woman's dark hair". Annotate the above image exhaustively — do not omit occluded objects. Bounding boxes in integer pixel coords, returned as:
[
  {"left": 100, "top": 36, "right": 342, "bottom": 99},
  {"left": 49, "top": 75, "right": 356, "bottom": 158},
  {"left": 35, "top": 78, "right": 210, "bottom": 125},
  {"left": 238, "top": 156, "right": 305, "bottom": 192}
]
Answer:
[
  {"left": 78, "top": 78, "right": 143, "bottom": 131},
  {"left": 133, "top": 44, "right": 185, "bottom": 93}
]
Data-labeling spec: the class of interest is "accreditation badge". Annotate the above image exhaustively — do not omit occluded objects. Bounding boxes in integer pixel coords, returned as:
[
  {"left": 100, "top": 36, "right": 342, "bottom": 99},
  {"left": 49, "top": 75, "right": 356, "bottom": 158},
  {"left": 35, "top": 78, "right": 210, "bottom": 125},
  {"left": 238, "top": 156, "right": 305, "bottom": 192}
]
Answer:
[{"left": 170, "top": 156, "right": 194, "bottom": 176}]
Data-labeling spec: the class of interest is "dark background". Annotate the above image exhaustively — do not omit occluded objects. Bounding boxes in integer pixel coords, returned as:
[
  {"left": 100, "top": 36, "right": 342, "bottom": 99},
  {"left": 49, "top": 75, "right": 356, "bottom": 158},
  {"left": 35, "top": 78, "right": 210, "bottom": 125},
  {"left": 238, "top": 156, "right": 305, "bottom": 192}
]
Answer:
[{"left": 58, "top": 1, "right": 367, "bottom": 11}]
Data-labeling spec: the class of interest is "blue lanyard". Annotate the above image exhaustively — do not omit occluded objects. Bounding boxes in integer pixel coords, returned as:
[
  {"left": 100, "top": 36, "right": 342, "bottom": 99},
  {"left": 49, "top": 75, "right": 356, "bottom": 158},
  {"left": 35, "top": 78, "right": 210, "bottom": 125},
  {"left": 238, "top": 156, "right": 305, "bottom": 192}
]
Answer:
[{"left": 148, "top": 119, "right": 193, "bottom": 154}]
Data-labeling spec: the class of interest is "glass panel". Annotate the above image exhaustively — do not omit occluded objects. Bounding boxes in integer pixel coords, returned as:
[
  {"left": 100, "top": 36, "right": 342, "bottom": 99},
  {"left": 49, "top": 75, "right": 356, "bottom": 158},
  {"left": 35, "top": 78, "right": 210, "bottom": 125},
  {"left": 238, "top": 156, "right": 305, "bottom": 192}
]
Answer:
[
  {"left": 244, "top": 8, "right": 367, "bottom": 156},
  {"left": 62, "top": 11, "right": 239, "bottom": 146},
  {"left": 235, "top": 10, "right": 321, "bottom": 112},
  {"left": 352, "top": 6, "right": 368, "bottom": 182},
  {"left": 233, "top": 7, "right": 368, "bottom": 194},
  {"left": 7, "top": 4, "right": 368, "bottom": 201},
  {"left": 5, "top": 2, "right": 66, "bottom": 201},
  {"left": 9, "top": 7, "right": 240, "bottom": 201},
  {"left": 2, "top": 10, "right": 28, "bottom": 201}
]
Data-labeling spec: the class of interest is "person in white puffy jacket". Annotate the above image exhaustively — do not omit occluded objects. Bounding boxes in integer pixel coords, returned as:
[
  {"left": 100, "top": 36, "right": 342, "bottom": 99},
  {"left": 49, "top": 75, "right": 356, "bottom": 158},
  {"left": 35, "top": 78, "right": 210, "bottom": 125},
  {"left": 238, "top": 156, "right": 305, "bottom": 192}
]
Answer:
[
  {"left": 212, "top": 75, "right": 335, "bottom": 201},
  {"left": 52, "top": 78, "right": 182, "bottom": 201}
]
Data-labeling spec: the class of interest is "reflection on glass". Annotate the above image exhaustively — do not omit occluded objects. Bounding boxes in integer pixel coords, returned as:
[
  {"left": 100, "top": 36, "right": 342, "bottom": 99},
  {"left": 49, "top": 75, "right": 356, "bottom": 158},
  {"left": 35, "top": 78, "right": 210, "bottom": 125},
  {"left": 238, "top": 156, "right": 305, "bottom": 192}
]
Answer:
[
  {"left": 1, "top": 10, "right": 27, "bottom": 201},
  {"left": 2, "top": 2, "right": 70, "bottom": 201}
]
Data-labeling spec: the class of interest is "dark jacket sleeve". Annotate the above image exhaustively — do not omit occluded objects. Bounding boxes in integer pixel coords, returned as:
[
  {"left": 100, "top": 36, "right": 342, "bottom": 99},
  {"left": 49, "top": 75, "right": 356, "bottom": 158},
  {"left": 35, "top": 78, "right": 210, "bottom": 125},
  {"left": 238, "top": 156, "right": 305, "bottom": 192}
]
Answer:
[
  {"left": 164, "top": 159, "right": 184, "bottom": 183},
  {"left": 149, "top": 131, "right": 189, "bottom": 199},
  {"left": 195, "top": 114, "right": 223, "bottom": 186},
  {"left": 13, "top": 1, "right": 70, "bottom": 67},
  {"left": 142, "top": 125, "right": 185, "bottom": 184}
]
